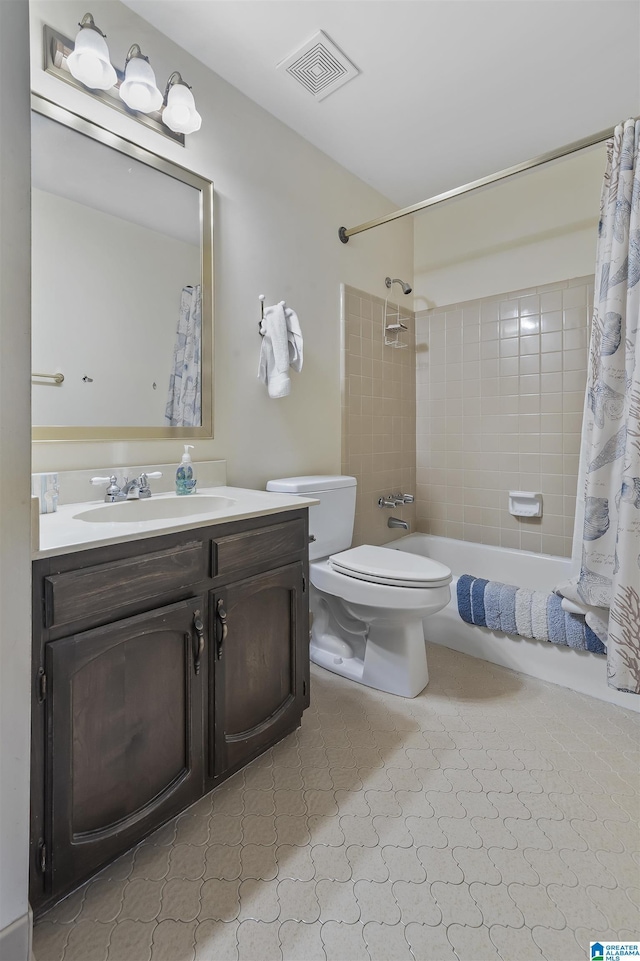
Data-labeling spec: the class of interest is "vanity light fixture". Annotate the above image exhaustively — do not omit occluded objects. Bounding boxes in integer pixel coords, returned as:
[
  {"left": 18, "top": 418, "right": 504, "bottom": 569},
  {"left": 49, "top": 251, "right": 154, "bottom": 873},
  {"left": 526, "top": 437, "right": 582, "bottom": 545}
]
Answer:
[
  {"left": 119, "top": 44, "right": 163, "bottom": 114},
  {"left": 66, "top": 13, "right": 117, "bottom": 91},
  {"left": 162, "top": 72, "right": 202, "bottom": 135},
  {"left": 43, "top": 15, "right": 203, "bottom": 144}
]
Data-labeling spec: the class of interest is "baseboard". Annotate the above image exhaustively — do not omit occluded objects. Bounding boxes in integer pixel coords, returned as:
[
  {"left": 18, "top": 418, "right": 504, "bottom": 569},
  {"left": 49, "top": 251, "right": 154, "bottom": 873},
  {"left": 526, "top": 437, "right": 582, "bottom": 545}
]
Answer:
[{"left": 0, "top": 911, "right": 31, "bottom": 961}]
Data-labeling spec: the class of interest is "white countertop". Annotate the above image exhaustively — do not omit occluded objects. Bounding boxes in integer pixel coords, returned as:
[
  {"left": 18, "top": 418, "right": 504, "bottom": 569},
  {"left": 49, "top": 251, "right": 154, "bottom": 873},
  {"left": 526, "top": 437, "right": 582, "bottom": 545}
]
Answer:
[{"left": 34, "top": 487, "right": 318, "bottom": 560}]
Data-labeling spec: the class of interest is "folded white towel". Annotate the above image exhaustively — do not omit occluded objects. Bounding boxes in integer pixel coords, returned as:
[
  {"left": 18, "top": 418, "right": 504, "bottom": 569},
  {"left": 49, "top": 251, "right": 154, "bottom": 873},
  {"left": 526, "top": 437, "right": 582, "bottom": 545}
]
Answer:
[
  {"left": 560, "top": 596, "right": 609, "bottom": 621},
  {"left": 586, "top": 609, "right": 609, "bottom": 645},
  {"left": 258, "top": 301, "right": 303, "bottom": 398},
  {"left": 557, "top": 587, "right": 609, "bottom": 645}
]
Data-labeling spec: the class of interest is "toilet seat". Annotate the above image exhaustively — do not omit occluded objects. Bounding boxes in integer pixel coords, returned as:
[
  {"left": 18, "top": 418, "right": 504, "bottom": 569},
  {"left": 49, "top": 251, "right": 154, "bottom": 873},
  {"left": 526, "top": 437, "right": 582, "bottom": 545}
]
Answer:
[{"left": 329, "top": 545, "right": 451, "bottom": 588}]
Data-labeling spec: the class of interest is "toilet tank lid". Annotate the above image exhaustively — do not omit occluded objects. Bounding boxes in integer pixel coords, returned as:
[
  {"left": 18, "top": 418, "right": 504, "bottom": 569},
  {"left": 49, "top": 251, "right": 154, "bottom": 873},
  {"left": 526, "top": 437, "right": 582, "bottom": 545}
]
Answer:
[{"left": 267, "top": 475, "right": 357, "bottom": 493}]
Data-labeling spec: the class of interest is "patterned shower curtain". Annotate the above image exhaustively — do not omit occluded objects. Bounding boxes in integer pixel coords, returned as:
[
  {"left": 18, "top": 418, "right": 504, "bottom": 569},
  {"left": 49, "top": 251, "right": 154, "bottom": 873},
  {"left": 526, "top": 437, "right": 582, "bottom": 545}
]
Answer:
[
  {"left": 562, "top": 120, "right": 640, "bottom": 694},
  {"left": 165, "top": 284, "right": 202, "bottom": 428}
]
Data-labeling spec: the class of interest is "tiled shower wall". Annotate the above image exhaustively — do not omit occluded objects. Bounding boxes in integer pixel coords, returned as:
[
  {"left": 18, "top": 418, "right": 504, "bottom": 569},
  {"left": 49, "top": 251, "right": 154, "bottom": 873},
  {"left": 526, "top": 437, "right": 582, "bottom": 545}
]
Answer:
[
  {"left": 341, "top": 285, "right": 416, "bottom": 546},
  {"left": 415, "top": 276, "right": 592, "bottom": 557}
]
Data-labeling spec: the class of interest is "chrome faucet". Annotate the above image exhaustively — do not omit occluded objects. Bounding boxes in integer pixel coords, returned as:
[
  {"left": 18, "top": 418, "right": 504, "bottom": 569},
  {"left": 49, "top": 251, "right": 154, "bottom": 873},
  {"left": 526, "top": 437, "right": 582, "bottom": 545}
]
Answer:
[
  {"left": 122, "top": 476, "right": 142, "bottom": 500},
  {"left": 90, "top": 471, "right": 162, "bottom": 502},
  {"left": 123, "top": 471, "right": 163, "bottom": 499}
]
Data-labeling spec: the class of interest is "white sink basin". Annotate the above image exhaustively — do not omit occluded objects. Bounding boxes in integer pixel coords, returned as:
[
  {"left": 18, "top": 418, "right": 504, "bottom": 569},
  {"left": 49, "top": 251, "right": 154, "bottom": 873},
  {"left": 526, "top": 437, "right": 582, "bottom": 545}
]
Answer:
[{"left": 74, "top": 494, "right": 236, "bottom": 524}]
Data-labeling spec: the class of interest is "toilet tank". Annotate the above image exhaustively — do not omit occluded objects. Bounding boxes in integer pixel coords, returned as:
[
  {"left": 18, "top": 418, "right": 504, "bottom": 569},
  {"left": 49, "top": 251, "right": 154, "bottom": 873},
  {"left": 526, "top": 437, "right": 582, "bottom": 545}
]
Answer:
[{"left": 266, "top": 475, "right": 356, "bottom": 560}]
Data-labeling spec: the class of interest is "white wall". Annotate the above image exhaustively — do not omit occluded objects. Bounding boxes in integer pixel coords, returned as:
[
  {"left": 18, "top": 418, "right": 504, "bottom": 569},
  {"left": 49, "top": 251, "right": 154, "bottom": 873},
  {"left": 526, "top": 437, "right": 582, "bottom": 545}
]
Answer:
[
  {"left": 413, "top": 145, "right": 606, "bottom": 309},
  {"left": 32, "top": 189, "right": 200, "bottom": 427},
  {"left": 0, "top": 1, "right": 32, "bottom": 958},
  {"left": 30, "top": 0, "right": 413, "bottom": 484}
]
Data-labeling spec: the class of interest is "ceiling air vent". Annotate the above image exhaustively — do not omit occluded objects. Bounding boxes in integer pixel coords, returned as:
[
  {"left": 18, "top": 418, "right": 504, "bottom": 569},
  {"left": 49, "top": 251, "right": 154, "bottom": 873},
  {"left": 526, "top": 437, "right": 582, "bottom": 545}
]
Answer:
[{"left": 278, "top": 31, "right": 359, "bottom": 102}]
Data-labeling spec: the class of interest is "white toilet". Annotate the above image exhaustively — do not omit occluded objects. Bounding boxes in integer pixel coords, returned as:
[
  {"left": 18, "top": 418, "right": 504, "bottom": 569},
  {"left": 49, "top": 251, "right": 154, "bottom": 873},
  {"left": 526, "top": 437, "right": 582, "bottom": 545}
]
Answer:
[{"left": 266, "top": 475, "right": 452, "bottom": 698}]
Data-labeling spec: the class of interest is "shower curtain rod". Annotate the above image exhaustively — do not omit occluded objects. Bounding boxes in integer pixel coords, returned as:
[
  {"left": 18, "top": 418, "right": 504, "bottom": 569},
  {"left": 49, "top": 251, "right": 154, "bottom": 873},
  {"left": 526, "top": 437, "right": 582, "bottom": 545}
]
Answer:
[{"left": 338, "top": 119, "right": 634, "bottom": 244}]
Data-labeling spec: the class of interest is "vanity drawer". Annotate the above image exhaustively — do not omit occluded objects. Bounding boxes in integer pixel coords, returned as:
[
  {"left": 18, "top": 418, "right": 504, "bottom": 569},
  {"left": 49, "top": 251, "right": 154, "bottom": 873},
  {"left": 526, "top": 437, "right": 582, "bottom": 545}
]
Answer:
[
  {"left": 212, "top": 518, "right": 306, "bottom": 577},
  {"left": 43, "top": 540, "right": 206, "bottom": 629}
]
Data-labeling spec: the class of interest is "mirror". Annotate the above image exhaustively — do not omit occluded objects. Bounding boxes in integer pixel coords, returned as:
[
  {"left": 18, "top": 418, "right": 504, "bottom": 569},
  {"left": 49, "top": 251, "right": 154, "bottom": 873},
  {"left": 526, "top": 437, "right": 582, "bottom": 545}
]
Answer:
[{"left": 31, "top": 96, "right": 213, "bottom": 440}]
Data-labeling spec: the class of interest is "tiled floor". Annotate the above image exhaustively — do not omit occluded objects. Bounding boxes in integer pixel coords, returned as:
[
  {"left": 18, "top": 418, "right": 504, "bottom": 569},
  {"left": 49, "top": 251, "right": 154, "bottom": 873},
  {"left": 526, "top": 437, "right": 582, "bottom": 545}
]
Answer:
[{"left": 34, "top": 645, "right": 639, "bottom": 961}]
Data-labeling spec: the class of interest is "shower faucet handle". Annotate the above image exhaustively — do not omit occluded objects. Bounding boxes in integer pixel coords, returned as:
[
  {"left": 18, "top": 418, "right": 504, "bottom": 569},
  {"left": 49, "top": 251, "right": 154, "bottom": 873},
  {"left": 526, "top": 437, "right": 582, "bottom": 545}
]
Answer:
[
  {"left": 390, "top": 492, "right": 414, "bottom": 504},
  {"left": 383, "top": 492, "right": 414, "bottom": 506}
]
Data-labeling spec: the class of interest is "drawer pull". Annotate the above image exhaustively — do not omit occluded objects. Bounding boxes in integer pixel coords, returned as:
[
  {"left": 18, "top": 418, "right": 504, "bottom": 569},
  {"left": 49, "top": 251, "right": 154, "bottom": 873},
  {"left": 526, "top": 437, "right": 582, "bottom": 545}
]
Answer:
[
  {"left": 216, "top": 599, "right": 228, "bottom": 660},
  {"left": 193, "top": 610, "right": 205, "bottom": 675}
]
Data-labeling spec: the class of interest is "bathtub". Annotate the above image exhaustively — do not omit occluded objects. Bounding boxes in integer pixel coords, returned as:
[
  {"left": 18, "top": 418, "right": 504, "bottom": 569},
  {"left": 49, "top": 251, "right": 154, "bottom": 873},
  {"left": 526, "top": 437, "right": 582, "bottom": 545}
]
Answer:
[{"left": 385, "top": 533, "right": 639, "bottom": 711}]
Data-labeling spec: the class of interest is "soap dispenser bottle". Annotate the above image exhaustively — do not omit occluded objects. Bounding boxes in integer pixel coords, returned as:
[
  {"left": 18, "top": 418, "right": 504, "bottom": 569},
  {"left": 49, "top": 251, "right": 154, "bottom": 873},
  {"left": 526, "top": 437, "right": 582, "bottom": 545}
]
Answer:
[{"left": 176, "top": 445, "right": 197, "bottom": 495}]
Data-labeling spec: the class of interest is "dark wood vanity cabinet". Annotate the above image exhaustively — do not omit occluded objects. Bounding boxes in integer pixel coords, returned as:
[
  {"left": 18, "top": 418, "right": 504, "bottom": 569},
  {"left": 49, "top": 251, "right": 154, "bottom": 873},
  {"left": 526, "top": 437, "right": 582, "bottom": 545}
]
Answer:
[
  {"left": 45, "top": 598, "right": 205, "bottom": 897},
  {"left": 212, "top": 562, "right": 307, "bottom": 777},
  {"left": 30, "top": 509, "right": 310, "bottom": 914}
]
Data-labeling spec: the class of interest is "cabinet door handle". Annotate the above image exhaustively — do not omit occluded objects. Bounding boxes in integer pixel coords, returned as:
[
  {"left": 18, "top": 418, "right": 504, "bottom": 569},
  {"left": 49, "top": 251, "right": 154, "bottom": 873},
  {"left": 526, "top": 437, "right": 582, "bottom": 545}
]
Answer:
[
  {"left": 216, "top": 598, "right": 228, "bottom": 660},
  {"left": 193, "top": 610, "right": 205, "bottom": 675}
]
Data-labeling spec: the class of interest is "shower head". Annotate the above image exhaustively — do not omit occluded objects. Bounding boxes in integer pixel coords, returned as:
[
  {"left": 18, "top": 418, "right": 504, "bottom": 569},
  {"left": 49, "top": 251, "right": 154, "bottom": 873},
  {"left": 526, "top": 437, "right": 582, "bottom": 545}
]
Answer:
[{"left": 385, "top": 276, "right": 412, "bottom": 295}]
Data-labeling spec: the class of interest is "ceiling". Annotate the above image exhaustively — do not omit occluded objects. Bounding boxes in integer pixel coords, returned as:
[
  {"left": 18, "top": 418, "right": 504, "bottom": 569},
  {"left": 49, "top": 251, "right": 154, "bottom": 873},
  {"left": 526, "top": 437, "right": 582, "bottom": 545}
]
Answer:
[{"left": 123, "top": 0, "right": 640, "bottom": 207}]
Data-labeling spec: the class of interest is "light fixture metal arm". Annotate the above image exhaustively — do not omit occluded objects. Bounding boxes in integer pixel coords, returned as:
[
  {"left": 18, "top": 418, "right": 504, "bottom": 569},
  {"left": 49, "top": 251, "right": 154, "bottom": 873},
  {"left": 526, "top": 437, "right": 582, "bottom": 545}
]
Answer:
[
  {"left": 78, "top": 12, "right": 106, "bottom": 37},
  {"left": 163, "top": 71, "right": 192, "bottom": 104},
  {"left": 125, "top": 43, "right": 148, "bottom": 63}
]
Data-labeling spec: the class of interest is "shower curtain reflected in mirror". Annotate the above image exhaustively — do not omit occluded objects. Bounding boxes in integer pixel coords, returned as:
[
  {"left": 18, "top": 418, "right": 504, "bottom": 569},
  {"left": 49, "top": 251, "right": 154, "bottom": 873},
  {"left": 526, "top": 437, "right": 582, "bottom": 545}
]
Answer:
[
  {"left": 562, "top": 120, "right": 640, "bottom": 694},
  {"left": 165, "top": 284, "right": 202, "bottom": 428}
]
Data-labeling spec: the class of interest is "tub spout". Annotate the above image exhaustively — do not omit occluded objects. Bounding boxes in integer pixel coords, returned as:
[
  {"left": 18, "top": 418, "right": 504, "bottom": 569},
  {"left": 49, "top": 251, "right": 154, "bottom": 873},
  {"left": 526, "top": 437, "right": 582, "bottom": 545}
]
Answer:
[{"left": 388, "top": 517, "right": 409, "bottom": 530}]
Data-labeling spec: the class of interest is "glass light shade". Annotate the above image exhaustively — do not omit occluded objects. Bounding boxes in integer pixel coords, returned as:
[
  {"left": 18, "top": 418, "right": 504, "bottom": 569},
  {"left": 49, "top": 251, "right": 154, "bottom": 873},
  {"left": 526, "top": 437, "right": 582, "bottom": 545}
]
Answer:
[
  {"left": 163, "top": 83, "right": 202, "bottom": 134},
  {"left": 119, "top": 57, "right": 163, "bottom": 113},
  {"left": 67, "top": 27, "right": 117, "bottom": 91}
]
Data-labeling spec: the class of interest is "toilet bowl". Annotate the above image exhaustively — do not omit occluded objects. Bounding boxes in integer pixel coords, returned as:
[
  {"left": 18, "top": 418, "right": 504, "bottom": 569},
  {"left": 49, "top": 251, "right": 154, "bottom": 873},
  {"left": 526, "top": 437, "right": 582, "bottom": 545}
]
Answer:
[
  {"left": 266, "top": 476, "right": 452, "bottom": 698},
  {"left": 310, "top": 550, "right": 451, "bottom": 697}
]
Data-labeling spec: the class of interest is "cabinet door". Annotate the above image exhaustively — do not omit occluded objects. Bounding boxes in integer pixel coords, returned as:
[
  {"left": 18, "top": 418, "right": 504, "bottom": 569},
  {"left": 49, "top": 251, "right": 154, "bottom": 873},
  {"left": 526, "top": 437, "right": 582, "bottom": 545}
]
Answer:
[
  {"left": 212, "top": 563, "right": 307, "bottom": 777},
  {"left": 46, "top": 597, "right": 205, "bottom": 896}
]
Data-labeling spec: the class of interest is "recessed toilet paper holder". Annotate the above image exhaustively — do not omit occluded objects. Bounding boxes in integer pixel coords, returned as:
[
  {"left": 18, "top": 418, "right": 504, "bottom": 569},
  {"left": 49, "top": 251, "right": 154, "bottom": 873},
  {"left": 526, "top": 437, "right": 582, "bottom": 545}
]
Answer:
[{"left": 509, "top": 491, "right": 543, "bottom": 517}]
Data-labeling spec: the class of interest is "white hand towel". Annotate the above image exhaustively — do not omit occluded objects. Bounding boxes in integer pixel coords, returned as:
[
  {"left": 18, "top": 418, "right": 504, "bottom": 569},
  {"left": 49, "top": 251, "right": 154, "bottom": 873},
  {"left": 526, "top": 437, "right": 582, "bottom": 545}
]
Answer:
[
  {"left": 258, "top": 301, "right": 303, "bottom": 398},
  {"left": 285, "top": 305, "right": 303, "bottom": 372}
]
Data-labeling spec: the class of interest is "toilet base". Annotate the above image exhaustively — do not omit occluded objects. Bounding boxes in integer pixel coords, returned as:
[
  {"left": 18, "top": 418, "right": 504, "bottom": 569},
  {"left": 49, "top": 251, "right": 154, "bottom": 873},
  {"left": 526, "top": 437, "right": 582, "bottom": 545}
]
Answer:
[
  {"left": 310, "top": 616, "right": 429, "bottom": 698},
  {"left": 310, "top": 643, "right": 367, "bottom": 686}
]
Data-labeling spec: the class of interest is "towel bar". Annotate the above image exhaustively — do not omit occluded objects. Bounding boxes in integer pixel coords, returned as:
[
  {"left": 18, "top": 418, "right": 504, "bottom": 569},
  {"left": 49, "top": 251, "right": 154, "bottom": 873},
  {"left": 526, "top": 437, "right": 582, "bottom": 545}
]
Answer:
[{"left": 32, "top": 371, "right": 64, "bottom": 384}]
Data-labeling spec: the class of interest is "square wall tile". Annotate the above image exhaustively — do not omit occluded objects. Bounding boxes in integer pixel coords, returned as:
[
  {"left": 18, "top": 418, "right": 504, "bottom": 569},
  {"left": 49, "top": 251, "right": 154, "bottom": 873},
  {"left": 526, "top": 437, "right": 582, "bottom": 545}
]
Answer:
[
  {"left": 414, "top": 276, "right": 591, "bottom": 556},
  {"left": 347, "top": 279, "right": 590, "bottom": 557},
  {"left": 343, "top": 286, "right": 416, "bottom": 545}
]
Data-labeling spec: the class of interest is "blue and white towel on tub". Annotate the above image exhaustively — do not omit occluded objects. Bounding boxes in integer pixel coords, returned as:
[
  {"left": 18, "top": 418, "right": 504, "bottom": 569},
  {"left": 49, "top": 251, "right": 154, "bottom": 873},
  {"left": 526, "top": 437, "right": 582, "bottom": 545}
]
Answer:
[{"left": 455, "top": 575, "right": 607, "bottom": 654}]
